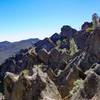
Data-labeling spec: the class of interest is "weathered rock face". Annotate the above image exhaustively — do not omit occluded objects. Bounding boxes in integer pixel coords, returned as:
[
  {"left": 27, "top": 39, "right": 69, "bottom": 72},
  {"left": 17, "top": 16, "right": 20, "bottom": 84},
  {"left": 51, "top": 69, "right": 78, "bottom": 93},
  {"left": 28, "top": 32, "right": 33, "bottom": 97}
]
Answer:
[
  {"left": 4, "top": 66, "right": 62, "bottom": 100},
  {"left": 0, "top": 92, "right": 4, "bottom": 100},
  {"left": 48, "top": 48, "right": 69, "bottom": 71},
  {"left": 0, "top": 48, "right": 38, "bottom": 81},
  {"left": 0, "top": 25, "right": 74, "bottom": 83},
  {"left": 60, "top": 25, "right": 77, "bottom": 39},
  {"left": 37, "top": 48, "right": 49, "bottom": 64},
  {"left": 75, "top": 31, "right": 90, "bottom": 49},
  {"left": 42, "top": 51, "right": 86, "bottom": 99},
  {"left": 35, "top": 38, "right": 56, "bottom": 52},
  {"left": 88, "top": 28, "right": 100, "bottom": 60},
  {"left": 53, "top": 53, "right": 86, "bottom": 99},
  {"left": 92, "top": 13, "right": 100, "bottom": 29},
  {"left": 76, "top": 28, "right": 100, "bottom": 72},
  {"left": 56, "top": 66, "right": 80, "bottom": 98},
  {"left": 50, "top": 33, "right": 61, "bottom": 44},
  {"left": 71, "top": 71, "right": 100, "bottom": 100},
  {"left": 81, "top": 22, "right": 92, "bottom": 30},
  {"left": 1, "top": 20, "right": 100, "bottom": 100},
  {"left": 70, "top": 29, "right": 100, "bottom": 100}
]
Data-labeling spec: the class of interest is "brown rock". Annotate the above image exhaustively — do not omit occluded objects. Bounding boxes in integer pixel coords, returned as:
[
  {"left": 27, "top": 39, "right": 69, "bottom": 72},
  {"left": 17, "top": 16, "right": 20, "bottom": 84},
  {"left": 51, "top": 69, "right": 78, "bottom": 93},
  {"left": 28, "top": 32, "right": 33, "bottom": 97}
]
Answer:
[
  {"left": 56, "top": 66, "right": 80, "bottom": 98},
  {"left": 52, "top": 53, "right": 86, "bottom": 99},
  {"left": 38, "top": 48, "right": 49, "bottom": 64},
  {"left": 48, "top": 48, "right": 61, "bottom": 70},
  {"left": 90, "top": 28, "right": 100, "bottom": 60},
  {"left": 49, "top": 48, "right": 60, "bottom": 63},
  {"left": 71, "top": 71, "right": 100, "bottom": 100},
  {"left": 48, "top": 48, "right": 68, "bottom": 71},
  {"left": 81, "top": 22, "right": 92, "bottom": 30},
  {"left": 4, "top": 66, "right": 62, "bottom": 100}
]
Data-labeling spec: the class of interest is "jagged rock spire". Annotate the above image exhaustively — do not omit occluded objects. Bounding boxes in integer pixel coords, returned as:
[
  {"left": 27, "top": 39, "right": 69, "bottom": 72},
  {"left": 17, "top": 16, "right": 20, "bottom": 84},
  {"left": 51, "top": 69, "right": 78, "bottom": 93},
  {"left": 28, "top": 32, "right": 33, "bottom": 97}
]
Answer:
[{"left": 92, "top": 13, "right": 100, "bottom": 29}]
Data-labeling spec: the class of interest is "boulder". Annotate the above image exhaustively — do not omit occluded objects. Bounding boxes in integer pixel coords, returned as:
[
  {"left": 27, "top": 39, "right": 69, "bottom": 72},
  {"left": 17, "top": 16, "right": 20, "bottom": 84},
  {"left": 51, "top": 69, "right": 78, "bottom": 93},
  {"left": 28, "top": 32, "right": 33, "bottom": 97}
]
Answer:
[
  {"left": 4, "top": 66, "right": 62, "bottom": 100},
  {"left": 75, "top": 28, "right": 100, "bottom": 72}
]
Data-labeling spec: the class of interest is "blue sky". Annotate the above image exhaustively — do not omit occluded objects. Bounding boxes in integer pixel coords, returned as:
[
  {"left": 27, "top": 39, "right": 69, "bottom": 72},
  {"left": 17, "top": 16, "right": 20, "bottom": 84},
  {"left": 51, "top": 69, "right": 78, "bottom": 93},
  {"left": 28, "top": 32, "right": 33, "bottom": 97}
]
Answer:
[{"left": 0, "top": 0, "right": 100, "bottom": 42}]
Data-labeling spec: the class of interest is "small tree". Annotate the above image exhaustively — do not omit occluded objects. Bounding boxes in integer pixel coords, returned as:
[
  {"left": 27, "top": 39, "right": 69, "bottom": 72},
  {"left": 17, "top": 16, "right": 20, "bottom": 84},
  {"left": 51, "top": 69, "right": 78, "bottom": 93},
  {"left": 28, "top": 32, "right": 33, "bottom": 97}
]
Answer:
[{"left": 70, "top": 38, "right": 78, "bottom": 56}]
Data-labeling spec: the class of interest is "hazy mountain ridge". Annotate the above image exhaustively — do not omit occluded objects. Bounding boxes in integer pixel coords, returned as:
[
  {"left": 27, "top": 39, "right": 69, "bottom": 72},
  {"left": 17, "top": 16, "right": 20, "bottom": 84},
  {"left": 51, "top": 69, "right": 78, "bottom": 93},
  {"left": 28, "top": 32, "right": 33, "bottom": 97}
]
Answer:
[{"left": 0, "top": 38, "right": 39, "bottom": 65}]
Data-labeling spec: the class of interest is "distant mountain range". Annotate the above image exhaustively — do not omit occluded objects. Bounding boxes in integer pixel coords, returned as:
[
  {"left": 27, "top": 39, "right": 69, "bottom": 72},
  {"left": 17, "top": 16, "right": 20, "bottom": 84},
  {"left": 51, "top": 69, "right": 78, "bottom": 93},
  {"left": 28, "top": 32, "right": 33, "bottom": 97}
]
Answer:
[{"left": 0, "top": 38, "right": 39, "bottom": 65}]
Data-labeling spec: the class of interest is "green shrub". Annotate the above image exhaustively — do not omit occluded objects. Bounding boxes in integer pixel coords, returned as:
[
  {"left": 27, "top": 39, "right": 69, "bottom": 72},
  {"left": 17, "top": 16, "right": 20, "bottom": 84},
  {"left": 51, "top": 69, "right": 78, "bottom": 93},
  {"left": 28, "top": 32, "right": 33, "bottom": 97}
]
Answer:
[
  {"left": 70, "top": 79, "right": 82, "bottom": 96},
  {"left": 22, "top": 69, "right": 29, "bottom": 75},
  {"left": 86, "top": 27, "right": 94, "bottom": 33}
]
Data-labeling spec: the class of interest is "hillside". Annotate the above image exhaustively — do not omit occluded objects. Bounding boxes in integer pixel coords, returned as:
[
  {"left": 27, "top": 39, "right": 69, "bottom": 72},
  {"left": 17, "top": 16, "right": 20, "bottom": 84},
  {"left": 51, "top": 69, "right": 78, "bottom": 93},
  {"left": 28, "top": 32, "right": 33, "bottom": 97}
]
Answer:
[{"left": 0, "top": 13, "right": 100, "bottom": 100}]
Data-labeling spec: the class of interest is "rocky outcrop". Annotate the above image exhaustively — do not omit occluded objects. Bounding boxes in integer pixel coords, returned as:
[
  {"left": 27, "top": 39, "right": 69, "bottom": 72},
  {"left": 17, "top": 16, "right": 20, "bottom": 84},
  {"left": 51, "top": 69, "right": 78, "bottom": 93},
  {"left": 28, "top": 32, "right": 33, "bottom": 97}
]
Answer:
[
  {"left": 75, "top": 28, "right": 100, "bottom": 72},
  {"left": 37, "top": 48, "right": 49, "bottom": 64},
  {"left": 56, "top": 66, "right": 80, "bottom": 98},
  {"left": 48, "top": 48, "right": 61, "bottom": 69},
  {"left": 0, "top": 25, "right": 77, "bottom": 83},
  {"left": 4, "top": 66, "right": 62, "bottom": 100},
  {"left": 75, "top": 31, "right": 90, "bottom": 49},
  {"left": 50, "top": 33, "right": 61, "bottom": 44},
  {"left": 0, "top": 48, "right": 38, "bottom": 81},
  {"left": 48, "top": 26, "right": 100, "bottom": 99},
  {"left": 60, "top": 25, "right": 77, "bottom": 39},
  {"left": 1, "top": 14, "right": 100, "bottom": 100},
  {"left": 35, "top": 38, "right": 56, "bottom": 52},
  {"left": 81, "top": 22, "right": 92, "bottom": 30},
  {"left": 71, "top": 71, "right": 100, "bottom": 100},
  {"left": 53, "top": 52, "right": 86, "bottom": 99},
  {"left": 48, "top": 48, "right": 69, "bottom": 71}
]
